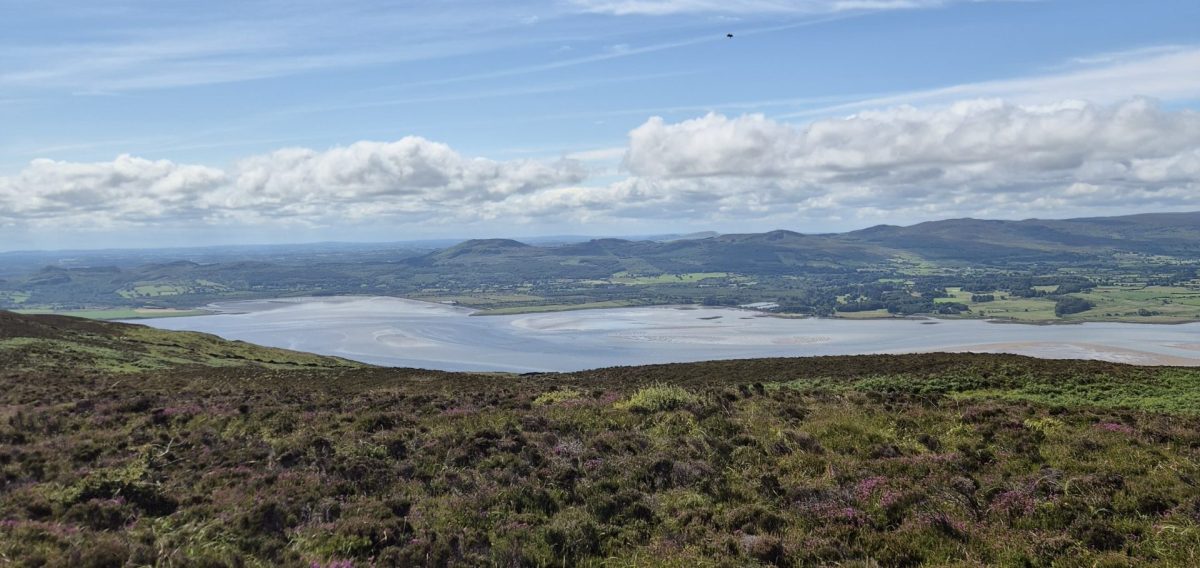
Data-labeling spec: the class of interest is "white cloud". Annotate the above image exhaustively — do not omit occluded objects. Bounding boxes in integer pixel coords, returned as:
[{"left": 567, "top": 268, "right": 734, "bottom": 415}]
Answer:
[
  {"left": 223, "top": 138, "right": 585, "bottom": 215},
  {"left": 0, "top": 155, "right": 226, "bottom": 224},
  {"left": 569, "top": 0, "right": 949, "bottom": 15},
  {"left": 782, "top": 46, "right": 1200, "bottom": 119},
  {"left": 2, "top": 99, "right": 1199, "bottom": 238},
  {"left": 0, "top": 138, "right": 584, "bottom": 229},
  {"left": 629, "top": 99, "right": 1200, "bottom": 178},
  {"left": 611, "top": 98, "right": 1200, "bottom": 223},
  {"left": 565, "top": 147, "right": 628, "bottom": 161},
  {"left": 0, "top": 2, "right": 565, "bottom": 92}
]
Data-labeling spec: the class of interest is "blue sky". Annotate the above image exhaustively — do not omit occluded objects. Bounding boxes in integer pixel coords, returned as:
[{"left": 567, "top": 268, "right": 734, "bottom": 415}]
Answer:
[{"left": 1, "top": 0, "right": 1199, "bottom": 249}]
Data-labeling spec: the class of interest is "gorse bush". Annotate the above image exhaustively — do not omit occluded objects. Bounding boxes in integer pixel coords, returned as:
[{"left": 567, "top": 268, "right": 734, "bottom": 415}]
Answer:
[
  {"left": 618, "top": 383, "right": 697, "bottom": 412},
  {"left": 533, "top": 387, "right": 585, "bottom": 405}
]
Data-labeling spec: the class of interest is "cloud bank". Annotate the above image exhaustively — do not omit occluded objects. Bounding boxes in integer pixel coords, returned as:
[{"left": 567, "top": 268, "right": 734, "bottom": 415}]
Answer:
[
  {"left": 612, "top": 99, "right": 1200, "bottom": 222},
  {"left": 0, "top": 138, "right": 585, "bottom": 229},
  {"left": 3, "top": 99, "right": 1199, "bottom": 236}
]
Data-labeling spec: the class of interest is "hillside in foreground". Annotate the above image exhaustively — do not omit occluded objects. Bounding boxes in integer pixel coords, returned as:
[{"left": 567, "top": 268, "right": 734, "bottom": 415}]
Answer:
[{"left": 2, "top": 312, "right": 1200, "bottom": 566}]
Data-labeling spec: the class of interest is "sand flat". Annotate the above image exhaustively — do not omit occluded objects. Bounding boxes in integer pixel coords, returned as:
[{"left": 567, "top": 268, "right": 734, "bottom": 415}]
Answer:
[{"left": 133, "top": 297, "right": 1200, "bottom": 372}]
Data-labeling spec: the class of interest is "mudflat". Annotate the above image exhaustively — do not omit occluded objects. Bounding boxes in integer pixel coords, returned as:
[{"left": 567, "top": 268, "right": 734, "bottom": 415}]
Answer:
[{"left": 133, "top": 296, "right": 1200, "bottom": 372}]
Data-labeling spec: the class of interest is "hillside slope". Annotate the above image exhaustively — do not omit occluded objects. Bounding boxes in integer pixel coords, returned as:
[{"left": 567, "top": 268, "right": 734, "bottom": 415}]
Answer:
[
  {"left": 3, "top": 312, "right": 1200, "bottom": 565},
  {"left": 0, "top": 310, "right": 362, "bottom": 373}
]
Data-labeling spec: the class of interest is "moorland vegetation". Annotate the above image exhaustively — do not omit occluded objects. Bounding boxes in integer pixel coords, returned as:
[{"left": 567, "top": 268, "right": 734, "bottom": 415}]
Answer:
[{"left": 2, "top": 312, "right": 1199, "bottom": 566}]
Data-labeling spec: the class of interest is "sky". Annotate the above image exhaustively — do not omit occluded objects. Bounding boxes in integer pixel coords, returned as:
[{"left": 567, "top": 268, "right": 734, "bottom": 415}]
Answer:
[{"left": 1, "top": 0, "right": 1199, "bottom": 250}]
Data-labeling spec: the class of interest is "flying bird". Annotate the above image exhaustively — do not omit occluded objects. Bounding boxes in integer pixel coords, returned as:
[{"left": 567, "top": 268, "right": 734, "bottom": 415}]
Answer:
[{"left": 726, "top": 33, "right": 734, "bottom": 38}]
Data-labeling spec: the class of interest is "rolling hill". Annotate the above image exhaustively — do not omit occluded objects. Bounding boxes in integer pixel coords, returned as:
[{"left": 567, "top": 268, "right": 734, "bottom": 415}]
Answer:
[
  {"left": 841, "top": 211, "right": 1200, "bottom": 260},
  {"left": 1, "top": 211, "right": 1197, "bottom": 316}
]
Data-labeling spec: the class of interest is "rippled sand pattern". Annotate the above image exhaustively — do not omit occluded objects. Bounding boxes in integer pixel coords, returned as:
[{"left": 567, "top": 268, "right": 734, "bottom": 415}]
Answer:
[{"left": 136, "top": 297, "right": 1200, "bottom": 372}]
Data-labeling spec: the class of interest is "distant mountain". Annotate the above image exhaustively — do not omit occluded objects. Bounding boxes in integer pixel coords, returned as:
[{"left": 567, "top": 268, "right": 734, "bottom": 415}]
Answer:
[
  {"left": 427, "top": 238, "right": 533, "bottom": 260},
  {"left": 519, "top": 211, "right": 1200, "bottom": 271},
  {"left": 3, "top": 211, "right": 1197, "bottom": 312},
  {"left": 842, "top": 211, "right": 1200, "bottom": 261}
]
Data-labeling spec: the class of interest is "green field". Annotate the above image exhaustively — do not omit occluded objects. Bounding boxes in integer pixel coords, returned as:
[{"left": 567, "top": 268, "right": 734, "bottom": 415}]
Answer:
[
  {"left": 116, "top": 280, "right": 233, "bottom": 299},
  {"left": 935, "top": 288, "right": 1059, "bottom": 321},
  {"left": 1073, "top": 286, "right": 1200, "bottom": 322},
  {"left": 117, "top": 284, "right": 190, "bottom": 298},
  {"left": 610, "top": 271, "right": 729, "bottom": 285},
  {"left": 930, "top": 286, "right": 1200, "bottom": 323},
  {"left": 0, "top": 290, "right": 30, "bottom": 304}
]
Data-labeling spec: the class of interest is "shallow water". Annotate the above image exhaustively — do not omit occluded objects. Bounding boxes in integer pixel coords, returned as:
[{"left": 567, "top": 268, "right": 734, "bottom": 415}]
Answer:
[{"left": 132, "top": 296, "right": 1200, "bottom": 372}]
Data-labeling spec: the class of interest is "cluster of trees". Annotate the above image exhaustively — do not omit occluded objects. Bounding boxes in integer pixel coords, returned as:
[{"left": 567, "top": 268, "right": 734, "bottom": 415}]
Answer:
[
  {"left": 887, "top": 299, "right": 970, "bottom": 316},
  {"left": 951, "top": 275, "right": 1096, "bottom": 297},
  {"left": 1054, "top": 297, "right": 1095, "bottom": 317}
]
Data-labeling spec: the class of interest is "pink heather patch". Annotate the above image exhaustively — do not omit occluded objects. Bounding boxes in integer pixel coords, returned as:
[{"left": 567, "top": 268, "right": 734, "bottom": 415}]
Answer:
[
  {"left": 1095, "top": 422, "right": 1135, "bottom": 435},
  {"left": 553, "top": 439, "right": 585, "bottom": 457},
  {"left": 802, "top": 501, "right": 869, "bottom": 526},
  {"left": 854, "top": 476, "right": 888, "bottom": 502},
  {"left": 990, "top": 489, "right": 1037, "bottom": 517},
  {"left": 879, "top": 489, "right": 903, "bottom": 509},
  {"left": 836, "top": 506, "right": 869, "bottom": 526}
]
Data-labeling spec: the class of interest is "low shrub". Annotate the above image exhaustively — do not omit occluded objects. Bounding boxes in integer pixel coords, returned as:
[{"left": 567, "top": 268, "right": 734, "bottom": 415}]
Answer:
[{"left": 619, "top": 384, "right": 697, "bottom": 412}]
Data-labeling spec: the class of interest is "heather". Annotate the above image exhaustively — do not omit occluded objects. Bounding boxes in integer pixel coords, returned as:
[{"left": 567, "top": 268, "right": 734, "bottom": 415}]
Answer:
[{"left": 2, "top": 312, "right": 1200, "bottom": 566}]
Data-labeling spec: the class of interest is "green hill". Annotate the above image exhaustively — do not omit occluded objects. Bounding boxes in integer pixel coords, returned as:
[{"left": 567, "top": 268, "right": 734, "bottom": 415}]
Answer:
[{"left": 2, "top": 312, "right": 1199, "bottom": 566}]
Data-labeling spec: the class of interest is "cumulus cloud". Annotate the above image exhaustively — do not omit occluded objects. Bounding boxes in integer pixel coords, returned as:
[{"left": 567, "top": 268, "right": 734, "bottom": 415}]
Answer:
[
  {"left": 0, "top": 156, "right": 226, "bottom": 225},
  {"left": 221, "top": 138, "right": 584, "bottom": 217},
  {"left": 614, "top": 99, "right": 1200, "bottom": 222},
  {"left": 629, "top": 99, "right": 1200, "bottom": 177},
  {"left": 3, "top": 99, "right": 1200, "bottom": 237},
  {"left": 0, "top": 138, "right": 584, "bottom": 229}
]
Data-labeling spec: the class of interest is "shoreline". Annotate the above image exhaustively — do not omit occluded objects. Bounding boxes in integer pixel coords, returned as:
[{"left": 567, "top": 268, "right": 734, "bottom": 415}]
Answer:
[
  {"left": 22, "top": 293, "right": 1200, "bottom": 327},
  {"left": 124, "top": 296, "right": 1200, "bottom": 371}
]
